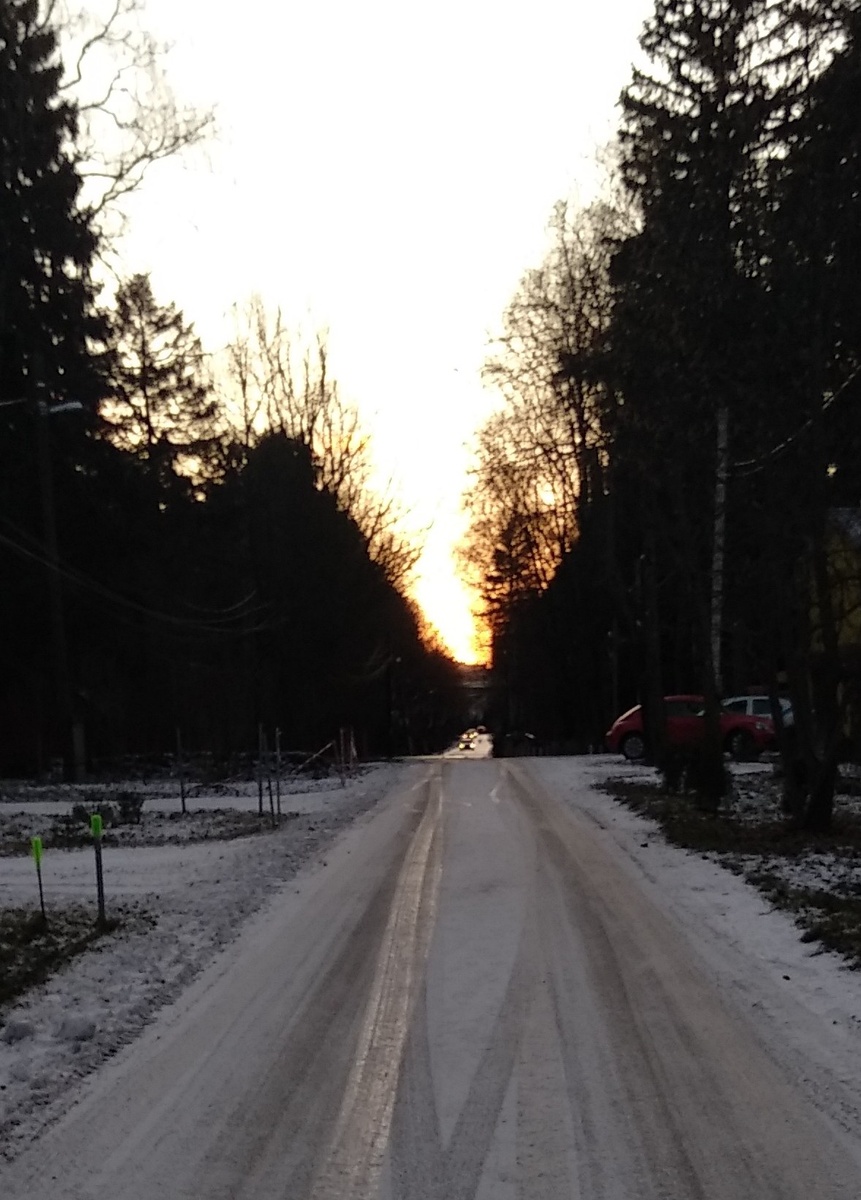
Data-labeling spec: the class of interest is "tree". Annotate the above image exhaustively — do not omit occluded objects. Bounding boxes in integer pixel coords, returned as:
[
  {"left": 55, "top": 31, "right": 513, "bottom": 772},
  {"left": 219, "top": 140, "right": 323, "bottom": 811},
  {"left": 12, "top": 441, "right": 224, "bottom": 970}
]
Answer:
[
  {"left": 0, "top": 0, "right": 215, "bottom": 777},
  {"left": 485, "top": 199, "right": 625, "bottom": 517},
  {"left": 223, "top": 299, "right": 420, "bottom": 590},
  {"left": 45, "top": 0, "right": 214, "bottom": 234},
  {"left": 0, "top": 0, "right": 103, "bottom": 411},
  {"left": 99, "top": 273, "right": 218, "bottom": 490},
  {"left": 0, "top": 5, "right": 455, "bottom": 774},
  {"left": 610, "top": 0, "right": 853, "bottom": 804},
  {"left": 463, "top": 199, "right": 624, "bottom": 746},
  {"left": 736, "top": 9, "right": 861, "bottom": 828},
  {"left": 0, "top": 0, "right": 106, "bottom": 776}
]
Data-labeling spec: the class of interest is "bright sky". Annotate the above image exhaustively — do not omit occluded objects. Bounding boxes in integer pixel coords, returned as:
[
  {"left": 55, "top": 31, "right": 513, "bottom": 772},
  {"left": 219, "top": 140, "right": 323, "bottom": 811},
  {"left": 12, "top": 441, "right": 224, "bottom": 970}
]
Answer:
[{"left": 112, "top": 0, "right": 655, "bottom": 663}]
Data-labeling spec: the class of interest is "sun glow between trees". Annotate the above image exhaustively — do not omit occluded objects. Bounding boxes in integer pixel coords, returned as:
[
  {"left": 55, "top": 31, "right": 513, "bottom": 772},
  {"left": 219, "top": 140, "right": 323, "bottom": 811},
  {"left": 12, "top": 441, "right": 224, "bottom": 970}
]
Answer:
[{"left": 413, "top": 572, "right": 488, "bottom": 667}]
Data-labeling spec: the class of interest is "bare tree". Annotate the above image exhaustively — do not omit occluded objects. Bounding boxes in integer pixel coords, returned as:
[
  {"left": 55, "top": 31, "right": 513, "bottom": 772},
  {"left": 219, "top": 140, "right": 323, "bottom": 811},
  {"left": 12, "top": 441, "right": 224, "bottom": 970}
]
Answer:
[
  {"left": 223, "top": 298, "right": 421, "bottom": 590},
  {"left": 37, "top": 0, "right": 214, "bottom": 231},
  {"left": 464, "top": 197, "right": 625, "bottom": 636},
  {"left": 459, "top": 412, "right": 569, "bottom": 628}
]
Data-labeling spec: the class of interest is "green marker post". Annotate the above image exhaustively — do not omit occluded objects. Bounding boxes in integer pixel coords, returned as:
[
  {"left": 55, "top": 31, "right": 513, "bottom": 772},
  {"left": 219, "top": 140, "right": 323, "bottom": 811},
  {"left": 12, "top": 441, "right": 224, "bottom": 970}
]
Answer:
[
  {"left": 31, "top": 836, "right": 46, "bottom": 923},
  {"left": 91, "top": 813, "right": 106, "bottom": 928}
]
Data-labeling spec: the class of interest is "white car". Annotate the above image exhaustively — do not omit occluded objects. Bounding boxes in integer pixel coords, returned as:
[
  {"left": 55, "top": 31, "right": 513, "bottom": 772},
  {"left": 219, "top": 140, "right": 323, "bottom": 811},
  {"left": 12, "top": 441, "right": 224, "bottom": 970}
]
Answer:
[{"left": 721, "top": 695, "right": 793, "bottom": 726}]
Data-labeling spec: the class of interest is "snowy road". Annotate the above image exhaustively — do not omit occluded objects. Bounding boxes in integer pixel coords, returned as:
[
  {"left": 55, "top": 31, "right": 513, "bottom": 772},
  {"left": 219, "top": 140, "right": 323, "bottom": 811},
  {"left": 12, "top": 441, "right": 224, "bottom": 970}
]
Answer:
[{"left": 3, "top": 758, "right": 861, "bottom": 1197}]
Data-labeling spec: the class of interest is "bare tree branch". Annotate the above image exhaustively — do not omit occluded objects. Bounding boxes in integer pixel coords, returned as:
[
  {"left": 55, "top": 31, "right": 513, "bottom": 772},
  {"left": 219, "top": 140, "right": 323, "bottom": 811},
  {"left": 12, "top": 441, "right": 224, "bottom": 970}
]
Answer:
[
  {"left": 223, "top": 300, "right": 422, "bottom": 589},
  {"left": 36, "top": 0, "right": 215, "bottom": 235}
]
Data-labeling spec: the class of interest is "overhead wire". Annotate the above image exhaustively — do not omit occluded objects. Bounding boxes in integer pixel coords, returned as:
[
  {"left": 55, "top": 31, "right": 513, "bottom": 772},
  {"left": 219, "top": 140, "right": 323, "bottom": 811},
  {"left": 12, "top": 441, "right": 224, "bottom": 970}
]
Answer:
[
  {"left": 731, "top": 363, "right": 861, "bottom": 477},
  {"left": 0, "top": 520, "right": 282, "bottom": 638}
]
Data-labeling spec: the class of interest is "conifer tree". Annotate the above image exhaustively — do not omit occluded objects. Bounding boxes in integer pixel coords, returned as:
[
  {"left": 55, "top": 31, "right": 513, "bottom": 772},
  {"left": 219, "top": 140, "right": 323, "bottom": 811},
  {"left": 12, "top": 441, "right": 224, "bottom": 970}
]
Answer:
[
  {"left": 0, "top": 0, "right": 102, "bottom": 422},
  {"left": 0, "top": 0, "right": 104, "bottom": 776},
  {"left": 100, "top": 273, "right": 218, "bottom": 492},
  {"left": 613, "top": 0, "right": 855, "bottom": 819}
]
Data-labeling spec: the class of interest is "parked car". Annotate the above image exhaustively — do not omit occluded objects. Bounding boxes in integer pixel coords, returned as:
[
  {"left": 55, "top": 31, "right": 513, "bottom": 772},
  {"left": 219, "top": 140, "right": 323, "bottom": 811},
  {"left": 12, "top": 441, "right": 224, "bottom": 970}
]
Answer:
[
  {"left": 605, "top": 694, "right": 775, "bottom": 761},
  {"left": 721, "top": 694, "right": 794, "bottom": 727}
]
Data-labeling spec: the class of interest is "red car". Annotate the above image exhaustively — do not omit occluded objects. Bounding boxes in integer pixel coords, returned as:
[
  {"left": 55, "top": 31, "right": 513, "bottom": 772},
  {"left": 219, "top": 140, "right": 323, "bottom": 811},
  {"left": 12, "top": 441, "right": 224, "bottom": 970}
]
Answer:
[{"left": 605, "top": 694, "right": 774, "bottom": 761}]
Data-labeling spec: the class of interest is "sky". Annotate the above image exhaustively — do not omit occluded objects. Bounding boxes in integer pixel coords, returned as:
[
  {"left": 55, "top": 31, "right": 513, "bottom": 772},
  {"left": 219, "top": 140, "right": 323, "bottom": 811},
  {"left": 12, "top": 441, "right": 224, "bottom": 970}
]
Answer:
[{"left": 108, "top": 0, "right": 656, "bottom": 662}]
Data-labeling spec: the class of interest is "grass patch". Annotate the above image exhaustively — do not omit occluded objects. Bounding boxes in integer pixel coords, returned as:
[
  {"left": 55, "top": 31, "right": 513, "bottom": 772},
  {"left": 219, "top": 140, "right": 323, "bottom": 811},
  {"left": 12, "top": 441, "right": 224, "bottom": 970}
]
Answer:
[
  {"left": 0, "top": 906, "right": 117, "bottom": 1012},
  {"left": 746, "top": 871, "right": 861, "bottom": 967},
  {"left": 603, "top": 777, "right": 861, "bottom": 968}
]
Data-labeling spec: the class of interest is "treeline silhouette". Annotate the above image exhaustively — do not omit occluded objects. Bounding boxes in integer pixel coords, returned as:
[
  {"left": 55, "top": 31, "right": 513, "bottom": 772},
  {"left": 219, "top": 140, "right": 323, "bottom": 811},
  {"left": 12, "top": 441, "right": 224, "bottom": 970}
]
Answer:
[
  {"left": 466, "top": 1, "right": 861, "bottom": 827},
  {"left": 0, "top": 0, "right": 465, "bottom": 776}
]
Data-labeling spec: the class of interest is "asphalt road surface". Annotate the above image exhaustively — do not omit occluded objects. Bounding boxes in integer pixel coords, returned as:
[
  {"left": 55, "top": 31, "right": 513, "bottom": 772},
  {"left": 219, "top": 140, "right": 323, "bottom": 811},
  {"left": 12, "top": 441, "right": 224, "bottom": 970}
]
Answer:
[{"left": 3, "top": 759, "right": 861, "bottom": 1198}]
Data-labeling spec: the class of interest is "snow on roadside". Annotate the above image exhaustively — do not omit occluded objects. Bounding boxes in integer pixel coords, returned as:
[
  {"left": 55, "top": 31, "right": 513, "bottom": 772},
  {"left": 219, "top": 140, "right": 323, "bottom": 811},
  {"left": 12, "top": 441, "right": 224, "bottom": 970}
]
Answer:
[
  {"left": 0, "top": 762, "right": 408, "bottom": 1161},
  {"left": 535, "top": 754, "right": 861, "bottom": 1013},
  {"left": 532, "top": 754, "right": 861, "bottom": 1139}
]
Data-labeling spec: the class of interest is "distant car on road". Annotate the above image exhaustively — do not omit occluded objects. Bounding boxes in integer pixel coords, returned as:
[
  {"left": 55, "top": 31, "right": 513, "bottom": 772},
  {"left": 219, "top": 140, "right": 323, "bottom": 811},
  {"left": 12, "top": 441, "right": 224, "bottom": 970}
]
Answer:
[{"left": 605, "top": 694, "right": 775, "bottom": 761}]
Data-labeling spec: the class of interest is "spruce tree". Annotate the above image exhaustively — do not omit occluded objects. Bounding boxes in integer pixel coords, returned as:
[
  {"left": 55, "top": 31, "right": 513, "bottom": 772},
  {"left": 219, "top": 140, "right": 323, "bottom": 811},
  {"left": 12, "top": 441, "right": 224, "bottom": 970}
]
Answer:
[
  {"left": 100, "top": 273, "right": 218, "bottom": 494},
  {"left": 0, "top": 0, "right": 103, "bottom": 448},
  {"left": 0, "top": 0, "right": 104, "bottom": 776}
]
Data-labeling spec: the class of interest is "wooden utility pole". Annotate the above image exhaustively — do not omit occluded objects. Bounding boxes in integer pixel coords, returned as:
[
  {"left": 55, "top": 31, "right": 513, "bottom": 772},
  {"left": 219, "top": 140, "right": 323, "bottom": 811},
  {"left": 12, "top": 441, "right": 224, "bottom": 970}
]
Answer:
[
  {"left": 711, "top": 404, "right": 729, "bottom": 697},
  {"left": 33, "top": 367, "right": 85, "bottom": 781}
]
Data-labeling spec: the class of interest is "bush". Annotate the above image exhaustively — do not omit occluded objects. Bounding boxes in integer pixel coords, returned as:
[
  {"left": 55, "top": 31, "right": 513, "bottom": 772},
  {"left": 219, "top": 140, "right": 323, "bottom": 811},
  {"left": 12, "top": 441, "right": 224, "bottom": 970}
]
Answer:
[
  {"left": 71, "top": 791, "right": 146, "bottom": 828},
  {"left": 115, "top": 792, "right": 145, "bottom": 824},
  {"left": 70, "top": 800, "right": 116, "bottom": 827}
]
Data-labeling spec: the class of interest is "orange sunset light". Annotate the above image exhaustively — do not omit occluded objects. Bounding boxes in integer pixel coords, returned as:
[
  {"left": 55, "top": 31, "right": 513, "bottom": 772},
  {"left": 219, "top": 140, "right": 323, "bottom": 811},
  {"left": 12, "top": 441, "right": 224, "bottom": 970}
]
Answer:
[{"left": 413, "top": 571, "right": 488, "bottom": 667}]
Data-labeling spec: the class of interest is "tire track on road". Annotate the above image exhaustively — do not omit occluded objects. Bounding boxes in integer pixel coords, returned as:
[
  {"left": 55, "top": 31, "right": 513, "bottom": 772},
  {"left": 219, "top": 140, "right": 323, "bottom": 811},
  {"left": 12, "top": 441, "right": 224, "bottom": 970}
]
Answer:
[
  {"left": 307, "top": 770, "right": 444, "bottom": 1200},
  {"left": 212, "top": 774, "right": 440, "bottom": 1200},
  {"left": 391, "top": 763, "right": 546, "bottom": 1200},
  {"left": 507, "top": 761, "right": 861, "bottom": 1200}
]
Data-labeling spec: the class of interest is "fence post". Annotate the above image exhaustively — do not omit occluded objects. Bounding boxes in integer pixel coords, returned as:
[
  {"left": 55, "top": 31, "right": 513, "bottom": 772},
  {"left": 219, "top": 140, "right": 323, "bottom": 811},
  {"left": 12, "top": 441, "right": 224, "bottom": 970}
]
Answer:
[
  {"left": 257, "top": 723, "right": 265, "bottom": 817},
  {"left": 91, "top": 813, "right": 107, "bottom": 928},
  {"left": 31, "top": 837, "right": 47, "bottom": 924},
  {"left": 337, "top": 727, "right": 347, "bottom": 786},
  {"left": 176, "top": 727, "right": 187, "bottom": 815},
  {"left": 275, "top": 726, "right": 282, "bottom": 825}
]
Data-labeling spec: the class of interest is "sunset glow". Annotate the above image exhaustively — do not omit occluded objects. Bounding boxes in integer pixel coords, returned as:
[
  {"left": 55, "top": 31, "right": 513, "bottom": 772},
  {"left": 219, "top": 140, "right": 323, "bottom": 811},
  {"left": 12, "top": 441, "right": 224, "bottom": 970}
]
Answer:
[
  {"left": 114, "top": 0, "right": 656, "bottom": 656},
  {"left": 413, "top": 565, "right": 486, "bottom": 666}
]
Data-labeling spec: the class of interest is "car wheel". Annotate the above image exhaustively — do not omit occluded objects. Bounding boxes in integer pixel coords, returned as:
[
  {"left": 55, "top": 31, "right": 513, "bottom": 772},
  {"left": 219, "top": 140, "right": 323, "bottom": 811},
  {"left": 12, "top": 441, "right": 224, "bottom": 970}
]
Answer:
[
  {"left": 726, "top": 729, "right": 755, "bottom": 760},
  {"left": 621, "top": 732, "right": 646, "bottom": 761}
]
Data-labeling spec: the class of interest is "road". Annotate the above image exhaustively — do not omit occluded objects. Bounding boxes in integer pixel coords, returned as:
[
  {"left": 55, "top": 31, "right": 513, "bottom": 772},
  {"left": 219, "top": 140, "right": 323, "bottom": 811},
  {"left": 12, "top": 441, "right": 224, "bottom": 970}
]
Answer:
[{"left": 3, "top": 757, "right": 861, "bottom": 1198}]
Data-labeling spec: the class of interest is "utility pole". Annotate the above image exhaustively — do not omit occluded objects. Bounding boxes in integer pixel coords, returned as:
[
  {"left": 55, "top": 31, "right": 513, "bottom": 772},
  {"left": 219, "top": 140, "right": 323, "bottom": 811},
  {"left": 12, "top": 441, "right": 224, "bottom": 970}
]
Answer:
[
  {"left": 710, "top": 404, "right": 729, "bottom": 697},
  {"left": 32, "top": 359, "right": 85, "bottom": 781}
]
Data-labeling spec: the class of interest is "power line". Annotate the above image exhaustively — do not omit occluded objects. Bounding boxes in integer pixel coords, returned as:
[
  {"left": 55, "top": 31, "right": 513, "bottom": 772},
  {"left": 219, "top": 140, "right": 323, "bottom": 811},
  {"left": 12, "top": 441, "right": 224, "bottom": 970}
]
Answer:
[
  {"left": 731, "top": 363, "right": 861, "bottom": 477},
  {"left": 0, "top": 522, "right": 279, "bottom": 638}
]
